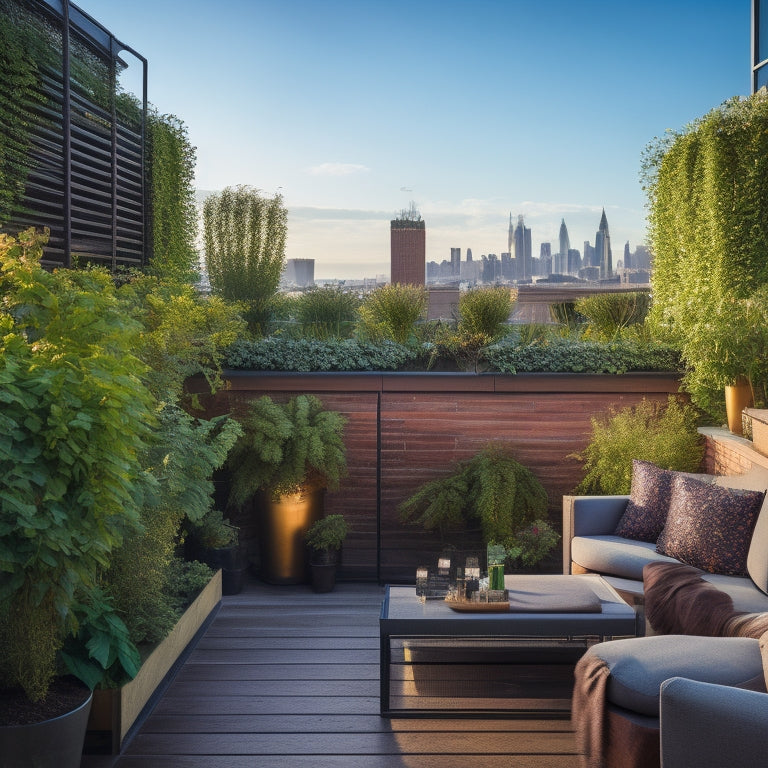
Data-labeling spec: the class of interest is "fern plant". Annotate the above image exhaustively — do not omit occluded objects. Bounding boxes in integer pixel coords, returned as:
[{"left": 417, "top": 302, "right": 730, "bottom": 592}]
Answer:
[
  {"left": 227, "top": 395, "right": 347, "bottom": 504},
  {"left": 398, "top": 446, "right": 556, "bottom": 564}
]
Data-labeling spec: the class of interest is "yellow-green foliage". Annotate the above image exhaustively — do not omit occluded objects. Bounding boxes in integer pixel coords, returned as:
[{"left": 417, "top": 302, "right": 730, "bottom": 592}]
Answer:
[
  {"left": 357, "top": 283, "right": 428, "bottom": 344},
  {"left": 458, "top": 286, "right": 515, "bottom": 339},
  {"left": 574, "top": 396, "right": 704, "bottom": 495}
]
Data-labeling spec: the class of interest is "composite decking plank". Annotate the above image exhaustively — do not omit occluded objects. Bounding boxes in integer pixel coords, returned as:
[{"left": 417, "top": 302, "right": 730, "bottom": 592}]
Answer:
[
  {"left": 123, "top": 730, "right": 578, "bottom": 755},
  {"left": 173, "top": 662, "right": 380, "bottom": 681},
  {"left": 139, "top": 713, "right": 574, "bottom": 733},
  {"left": 96, "top": 757, "right": 578, "bottom": 768}
]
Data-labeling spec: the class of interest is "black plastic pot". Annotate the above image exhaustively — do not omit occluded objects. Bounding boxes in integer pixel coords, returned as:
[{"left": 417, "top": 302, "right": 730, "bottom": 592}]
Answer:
[
  {"left": 0, "top": 686, "right": 92, "bottom": 768},
  {"left": 201, "top": 545, "right": 248, "bottom": 595},
  {"left": 309, "top": 548, "right": 340, "bottom": 593}
]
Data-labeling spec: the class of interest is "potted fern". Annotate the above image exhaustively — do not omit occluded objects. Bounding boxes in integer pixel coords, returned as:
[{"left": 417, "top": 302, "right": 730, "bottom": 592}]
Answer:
[
  {"left": 398, "top": 445, "right": 558, "bottom": 570},
  {"left": 227, "top": 394, "right": 347, "bottom": 584},
  {"left": 305, "top": 514, "right": 348, "bottom": 592}
]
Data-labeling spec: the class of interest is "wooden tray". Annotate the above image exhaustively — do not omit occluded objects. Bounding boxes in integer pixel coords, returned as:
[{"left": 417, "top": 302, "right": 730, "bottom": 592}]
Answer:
[{"left": 445, "top": 599, "right": 510, "bottom": 613}]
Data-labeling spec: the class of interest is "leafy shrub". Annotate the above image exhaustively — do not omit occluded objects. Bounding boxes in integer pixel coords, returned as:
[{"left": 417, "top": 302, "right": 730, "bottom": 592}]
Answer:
[
  {"left": 483, "top": 335, "right": 682, "bottom": 374},
  {"left": 573, "top": 396, "right": 705, "bottom": 495},
  {"left": 225, "top": 336, "right": 418, "bottom": 371},
  {"left": 357, "top": 283, "right": 428, "bottom": 344},
  {"left": 458, "top": 286, "right": 515, "bottom": 338},
  {"left": 0, "top": 229, "right": 156, "bottom": 701},
  {"left": 305, "top": 514, "right": 349, "bottom": 552},
  {"left": 549, "top": 301, "right": 586, "bottom": 327},
  {"left": 575, "top": 292, "right": 651, "bottom": 340}
]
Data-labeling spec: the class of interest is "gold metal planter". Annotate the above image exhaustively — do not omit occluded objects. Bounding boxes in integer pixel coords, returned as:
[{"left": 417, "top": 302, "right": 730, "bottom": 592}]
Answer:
[{"left": 258, "top": 486, "right": 324, "bottom": 584}]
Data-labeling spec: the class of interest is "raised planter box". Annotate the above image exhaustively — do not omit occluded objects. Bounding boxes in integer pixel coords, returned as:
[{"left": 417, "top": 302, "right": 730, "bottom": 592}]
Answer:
[{"left": 86, "top": 569, "right": 222, "bottom": 753}]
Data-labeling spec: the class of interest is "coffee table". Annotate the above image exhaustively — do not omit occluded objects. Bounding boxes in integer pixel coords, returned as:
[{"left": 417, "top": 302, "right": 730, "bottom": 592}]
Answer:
[{"left": 379, "top": 574, "right": 638, "bottom": 716}]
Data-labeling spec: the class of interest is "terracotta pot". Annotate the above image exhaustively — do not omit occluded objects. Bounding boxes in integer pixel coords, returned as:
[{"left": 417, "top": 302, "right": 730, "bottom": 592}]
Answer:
[
  {"left": 725, "top": 377, "right": 754, "bottom": 435},
  {"left": 257, "top": 486, "right": 324, "bottom": 584}
]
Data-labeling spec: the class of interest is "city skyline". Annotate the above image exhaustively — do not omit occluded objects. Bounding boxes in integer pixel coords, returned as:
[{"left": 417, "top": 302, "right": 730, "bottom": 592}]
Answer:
[{"left": 77, "top": 0, "right": 750, "bottom": 279}]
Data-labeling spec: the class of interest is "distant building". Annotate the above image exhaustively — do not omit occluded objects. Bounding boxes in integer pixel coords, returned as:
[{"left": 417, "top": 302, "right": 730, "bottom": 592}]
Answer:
[
  {"left": 390, "top": 203, "right": 425, "bottom": 285},
  {"left": 557, "top": 219, "right": 571, "bottom": 274},
  {"left": 283, "top": 258, "right": 315, "bottom": 288},
  {"left": 512, "top": 214, "right": 532, "bottom": 281},
  {"left": 595, "top": 209, "right": 613, "bottom": 279},
  {"left": 450, "top": 247, "right": 461, "bottom": 276}
]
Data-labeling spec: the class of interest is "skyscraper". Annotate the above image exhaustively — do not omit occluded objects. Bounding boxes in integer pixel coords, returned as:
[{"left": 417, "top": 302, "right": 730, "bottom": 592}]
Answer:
[
  {"left": 595, "top": 208, "right": 613, "bottom": 279},
  {"left": 450, "top": 247, "right": 461, "bottom": 276},
  {"left": 512, "top": 214, "right": 532, "bottom": 281},
  {"left": 390, "top": 203, "right": 426, "bottom": 285},
  {"left": 557, "top": 218, "right": 571, "bottom": 274}
]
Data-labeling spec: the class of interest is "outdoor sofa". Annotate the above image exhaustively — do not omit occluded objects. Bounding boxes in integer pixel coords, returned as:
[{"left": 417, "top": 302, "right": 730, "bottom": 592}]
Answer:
[{"left": 562, "top": 460, "right": 768, "bottom": 767}]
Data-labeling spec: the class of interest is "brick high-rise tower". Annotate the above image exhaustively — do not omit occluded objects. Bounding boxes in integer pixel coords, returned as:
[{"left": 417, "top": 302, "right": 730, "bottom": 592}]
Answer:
[{"left": 390, "top": 203, "right": 425, "bottom": 285}]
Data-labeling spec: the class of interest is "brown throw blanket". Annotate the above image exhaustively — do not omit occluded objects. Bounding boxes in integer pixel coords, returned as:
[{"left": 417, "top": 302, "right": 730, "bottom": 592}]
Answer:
[{"left": 644, "top": 561, "right": 768, "bottom": 638}]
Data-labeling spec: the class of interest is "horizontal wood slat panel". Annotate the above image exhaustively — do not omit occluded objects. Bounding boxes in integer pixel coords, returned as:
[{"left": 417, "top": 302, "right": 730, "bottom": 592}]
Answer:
[{"left": 197, "top": 372, "right": 682, "bottom": 582}]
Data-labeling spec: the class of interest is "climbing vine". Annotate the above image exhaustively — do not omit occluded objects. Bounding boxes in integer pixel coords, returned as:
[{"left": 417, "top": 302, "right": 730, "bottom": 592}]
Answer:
[
  {"left": 147, "top": 112, "right": 199, "bottom": 282},
  {"left": 642, "top": 93, "right": 768, "bottom": 418}
]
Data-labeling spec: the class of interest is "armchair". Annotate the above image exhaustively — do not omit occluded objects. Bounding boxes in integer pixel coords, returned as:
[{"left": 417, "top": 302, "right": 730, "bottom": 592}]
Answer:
[{"left": 660, "top": 677, "right": 768, "bottom": 768}]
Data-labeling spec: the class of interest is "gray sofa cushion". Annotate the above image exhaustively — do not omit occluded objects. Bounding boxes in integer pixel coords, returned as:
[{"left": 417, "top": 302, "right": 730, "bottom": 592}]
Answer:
[
  {"left": 586, "top": 635, "right": 765, "bottom": 717},
  {"left": 571, "top": 535, "right": 678, "bottom": 580},
  {"left": 700, "top": 573, "right": 768, "bottom": 613}
]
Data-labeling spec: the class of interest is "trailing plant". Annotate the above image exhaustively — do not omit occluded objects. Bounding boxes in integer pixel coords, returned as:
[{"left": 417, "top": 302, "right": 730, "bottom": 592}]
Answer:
[
  {"left": 643, "top": 93, "right": 768, "bottom": 419},
  {"left": 146, "top": 112, "right": 199, "bottom": 283},
  {"left": 483, "top": 335, "right": 682, "bottom": 374},
  {"left": 356, "top": 283, "right": 428, "bottom": 344},
  {"left": 457, "top": 285, "right": 515, "bottom": 338},
  {"left": 575, "top": 292, "right": 651, "bottom": 340},
  {"left": 0, "top": 229, "right": 156, "bottom": 702},
  {"left": 295, "top": 286, "right": 360, "bottom": 339},
  {"left": 204, "top": 185, "right": 287, "bottom": 333},
  {"left": 227, "top": 394, "right": 347, "bottom": 504},
  {"left": 305, "top": 514, "right": 349, "bottom": 552},
  {"left": 225, "top": 336, "right": 418, "bottom": 371},
  {"left": 398, "top": 446, "right": 554, "bottom": 562},
  {"left": 0, "top": 0, "right": 51, "bottom": 225},
  {"left": 572, "top": 396, "right": 705, "bottom": 495}
]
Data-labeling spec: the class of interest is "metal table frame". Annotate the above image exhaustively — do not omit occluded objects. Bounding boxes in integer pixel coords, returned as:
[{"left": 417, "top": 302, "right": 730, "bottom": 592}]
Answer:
[{"left": 379, "top": 574, "right": 639, "bottom": 717}]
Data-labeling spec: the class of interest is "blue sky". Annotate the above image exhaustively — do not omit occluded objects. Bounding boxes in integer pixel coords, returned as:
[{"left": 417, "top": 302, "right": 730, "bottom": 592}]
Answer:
[{"left": 77, "top": 0, "right": 751, "bottom": 279}]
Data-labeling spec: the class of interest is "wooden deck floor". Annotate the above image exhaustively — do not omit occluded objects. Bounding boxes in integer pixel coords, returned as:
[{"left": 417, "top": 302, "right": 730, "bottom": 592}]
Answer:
[{"left": 82, "top": 579, "right": 581, "bottom": 768}]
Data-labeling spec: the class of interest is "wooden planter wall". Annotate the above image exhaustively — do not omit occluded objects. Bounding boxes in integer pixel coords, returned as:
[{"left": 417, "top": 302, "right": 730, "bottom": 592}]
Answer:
[{"left": 193, "top": 371, "right": 683, "bottom": 584}]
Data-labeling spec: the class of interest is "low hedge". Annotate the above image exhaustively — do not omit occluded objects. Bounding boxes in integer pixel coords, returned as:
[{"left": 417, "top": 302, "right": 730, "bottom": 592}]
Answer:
[{"left": 224, "top": 335, "right": 683, "bottom": 374}]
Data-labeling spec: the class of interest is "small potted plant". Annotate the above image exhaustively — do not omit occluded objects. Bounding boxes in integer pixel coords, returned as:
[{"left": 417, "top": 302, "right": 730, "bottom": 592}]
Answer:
[
  {"left": 227, "top": 394, "right": 347, "bottom": 584},
  {"left": 305, "top": 514, "right": 349, "bottom": 593},
  {"left": 187, "top": 509, "right": 246, "bottom": 595}
]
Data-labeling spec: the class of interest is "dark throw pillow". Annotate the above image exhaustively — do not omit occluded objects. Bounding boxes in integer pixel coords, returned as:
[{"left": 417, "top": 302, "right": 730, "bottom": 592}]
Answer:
[
  {"left": 656, "top": 474, "right": 765, "bottom": 576},
  {"left": 614, "top": 460, "right": 675, "bottom": 542}
]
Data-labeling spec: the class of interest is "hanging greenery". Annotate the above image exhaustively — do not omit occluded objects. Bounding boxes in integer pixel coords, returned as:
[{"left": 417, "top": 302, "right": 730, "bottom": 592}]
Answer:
[
  {"left": 203, "top": 185, "right": 287, "bottom": 332},
  {"left": 642, "top": 93, "right": 768, "bottom": 419},
  {"left": 0, "top": 0, "right": 48, "bottom": 226},
  {"left": 147, "top": 112, "right": 200, "bottom": 282}
]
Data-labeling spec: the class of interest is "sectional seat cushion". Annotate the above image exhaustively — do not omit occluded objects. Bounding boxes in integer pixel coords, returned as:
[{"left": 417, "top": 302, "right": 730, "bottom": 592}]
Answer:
[
  {"left": 656, "top": 475, "right": 765, "bottom": 576},
  {"left": 614, "top": 460, "right": 676, "bottom": 542},
  {"left": 571, "top": 535, "right": 679, "bottom": 580}
]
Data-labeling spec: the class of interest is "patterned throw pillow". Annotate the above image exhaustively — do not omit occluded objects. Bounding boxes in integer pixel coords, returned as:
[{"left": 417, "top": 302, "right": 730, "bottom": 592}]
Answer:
[
  {"left": 656, "top": 474, "right": 765, "bottom": 576},
  {"left": 614, "top": 460, "right": 675, "bottom": 542}
]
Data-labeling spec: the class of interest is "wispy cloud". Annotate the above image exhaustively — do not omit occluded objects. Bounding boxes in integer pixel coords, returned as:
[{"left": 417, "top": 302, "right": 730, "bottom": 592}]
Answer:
[{"left": 306, "top": 162, "right": 370, "bottom": 176}]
